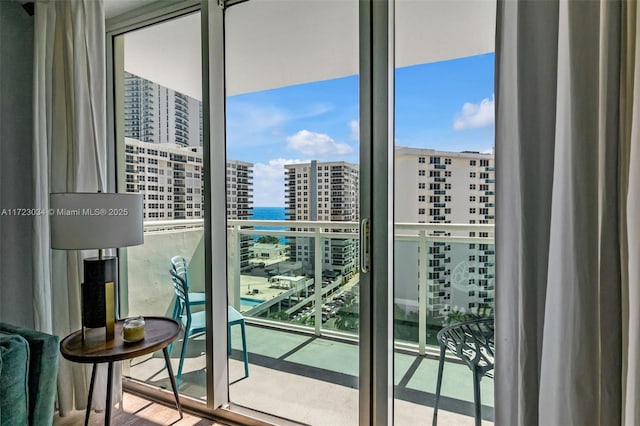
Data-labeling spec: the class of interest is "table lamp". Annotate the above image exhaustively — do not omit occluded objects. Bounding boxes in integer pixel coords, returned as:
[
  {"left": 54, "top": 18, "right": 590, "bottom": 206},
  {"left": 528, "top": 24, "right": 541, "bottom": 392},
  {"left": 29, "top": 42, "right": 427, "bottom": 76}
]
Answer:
[{"left": 50, "top": 193, "right": 143, "bottom": 341}]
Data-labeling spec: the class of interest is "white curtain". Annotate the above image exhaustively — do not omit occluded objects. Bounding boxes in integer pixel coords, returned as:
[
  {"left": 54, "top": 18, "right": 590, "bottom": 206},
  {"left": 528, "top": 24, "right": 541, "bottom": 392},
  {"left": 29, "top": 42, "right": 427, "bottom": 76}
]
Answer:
[
  {"left": 496, "top": 1, "right": 639, "bottom": 425},
  {"left": 33, "top": 0, "right": 120, "bottom": 416}
]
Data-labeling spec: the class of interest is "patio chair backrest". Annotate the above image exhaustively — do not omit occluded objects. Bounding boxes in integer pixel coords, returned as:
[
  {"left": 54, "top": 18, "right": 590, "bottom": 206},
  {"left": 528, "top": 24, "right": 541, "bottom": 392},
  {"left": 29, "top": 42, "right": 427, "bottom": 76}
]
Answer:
[
  {"left": 170, "top": 256, "right": 189, "bottom": 289},
  {"left": 169, "top": 269, "right": 191, "bottom": 321},
  {"left": 436, "top": 317, "right": 494, "bottom": 378}
]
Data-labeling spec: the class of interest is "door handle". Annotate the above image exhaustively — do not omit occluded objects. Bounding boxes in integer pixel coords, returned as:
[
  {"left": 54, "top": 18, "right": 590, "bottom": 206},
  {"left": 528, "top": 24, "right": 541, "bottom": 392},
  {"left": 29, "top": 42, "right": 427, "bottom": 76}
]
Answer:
[{"left": 360, "top": 218, "right": 370, "bottom": 273}]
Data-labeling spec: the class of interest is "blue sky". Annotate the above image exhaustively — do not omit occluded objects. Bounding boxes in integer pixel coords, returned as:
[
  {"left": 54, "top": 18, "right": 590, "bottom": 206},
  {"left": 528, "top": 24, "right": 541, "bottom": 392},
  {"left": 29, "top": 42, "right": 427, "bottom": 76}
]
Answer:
[{"left": 226, "top": 53, "right": 495, "bottom": 207}]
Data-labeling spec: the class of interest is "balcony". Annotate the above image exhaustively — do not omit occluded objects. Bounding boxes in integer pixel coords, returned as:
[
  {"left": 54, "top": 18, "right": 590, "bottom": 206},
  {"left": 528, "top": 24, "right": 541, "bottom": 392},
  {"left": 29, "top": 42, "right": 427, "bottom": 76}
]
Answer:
[{"left": 124, "top": 219, "right": 495, "bottom": 425}]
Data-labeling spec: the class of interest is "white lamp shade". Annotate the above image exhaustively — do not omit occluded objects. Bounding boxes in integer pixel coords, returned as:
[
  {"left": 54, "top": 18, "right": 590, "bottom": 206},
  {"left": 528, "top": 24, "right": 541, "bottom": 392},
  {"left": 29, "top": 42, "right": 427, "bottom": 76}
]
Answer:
[{"left": 50, "top": 193, "right": 144, "bottom": 250}]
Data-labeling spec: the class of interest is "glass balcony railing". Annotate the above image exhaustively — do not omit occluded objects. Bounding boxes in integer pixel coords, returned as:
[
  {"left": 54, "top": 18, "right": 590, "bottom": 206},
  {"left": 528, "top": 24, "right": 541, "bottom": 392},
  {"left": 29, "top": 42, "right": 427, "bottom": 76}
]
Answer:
[
  {"left": 124, "top": 214, "right": 496, "bottom": 424},
  {"left": 128, "top": 219, "right": 494, "bottom": 353}
]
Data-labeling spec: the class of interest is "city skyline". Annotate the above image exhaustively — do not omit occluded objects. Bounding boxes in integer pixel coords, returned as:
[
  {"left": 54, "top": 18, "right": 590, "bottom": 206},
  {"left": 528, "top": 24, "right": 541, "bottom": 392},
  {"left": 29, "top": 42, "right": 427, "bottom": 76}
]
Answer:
[{"left": 124, "top": 52, "right": 494, "bottom": 207}]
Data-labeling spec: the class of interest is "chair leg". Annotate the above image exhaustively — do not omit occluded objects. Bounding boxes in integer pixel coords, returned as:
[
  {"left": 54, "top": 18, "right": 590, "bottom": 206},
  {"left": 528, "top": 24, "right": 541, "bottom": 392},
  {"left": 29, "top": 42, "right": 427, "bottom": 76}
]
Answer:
[
  {"left": 240, "top": 320, "right": 249, "bottom": 378},
  {"left": 227, "top": 323, "right": 232, "bottom": 355},
  {"left": 432, "top": 345, "right": 446, "bottom": 426},
  {"left": 171, "top": 299, "right": 179, "bottom": 320},
  {"left": 472, "top": 367, "right": 482, "bottom": 426},
  {"left": 177, "top": 319, "right": 191, "bottom": 387}
]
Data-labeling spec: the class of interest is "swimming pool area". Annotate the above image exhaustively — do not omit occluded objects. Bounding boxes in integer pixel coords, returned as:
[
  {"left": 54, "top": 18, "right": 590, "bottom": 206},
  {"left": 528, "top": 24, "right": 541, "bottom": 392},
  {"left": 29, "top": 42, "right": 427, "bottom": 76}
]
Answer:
[{"left": 240, "top": 297, "right": 265, "bottom": 307}]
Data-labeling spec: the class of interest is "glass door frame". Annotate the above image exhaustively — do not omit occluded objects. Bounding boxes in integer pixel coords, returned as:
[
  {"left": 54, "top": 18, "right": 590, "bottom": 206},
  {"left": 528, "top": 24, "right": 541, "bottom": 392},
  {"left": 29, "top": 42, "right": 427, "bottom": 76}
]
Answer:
[{"left": 358, "top": 0, "right": 395, "bottom": 425}]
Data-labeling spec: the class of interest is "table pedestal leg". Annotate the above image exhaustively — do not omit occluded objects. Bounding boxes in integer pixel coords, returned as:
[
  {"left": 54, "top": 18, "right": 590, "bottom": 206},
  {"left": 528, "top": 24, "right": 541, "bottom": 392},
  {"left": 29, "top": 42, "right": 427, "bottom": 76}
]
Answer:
[
  {"left": 84, "top": 364, "right": 98, "bottom": 426},
  {"left": 105, "top": 362, "right": 114, "bottom": 425},
  {"left": 163, "top": 347, "right": 183, "bottom": 418}
]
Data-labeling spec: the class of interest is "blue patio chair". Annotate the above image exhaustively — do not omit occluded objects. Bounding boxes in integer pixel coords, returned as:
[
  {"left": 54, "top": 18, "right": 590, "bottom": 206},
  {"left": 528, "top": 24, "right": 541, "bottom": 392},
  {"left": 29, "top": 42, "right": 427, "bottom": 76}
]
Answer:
[
  {"left": 168, "top": 260, "right": 249, "bottom": 386},
  {"left": 228, "top": 305, "right": 249, "bottom": 378},
  {"left": 169, "top": 269, "right": 206, "bottom": 387},
  {"left": 432, "top": 318, "right": 494, "bottom": 426},
  {"left": 170, "top": 256, "right": 205, "bottom": 319}
]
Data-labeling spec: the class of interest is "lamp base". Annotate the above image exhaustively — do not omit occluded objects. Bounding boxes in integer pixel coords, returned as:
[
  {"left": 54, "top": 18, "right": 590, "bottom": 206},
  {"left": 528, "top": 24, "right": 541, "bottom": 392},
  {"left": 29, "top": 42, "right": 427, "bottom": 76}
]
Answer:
[{"left": 82, "top": 257, "right": 117, "bottom": 341}]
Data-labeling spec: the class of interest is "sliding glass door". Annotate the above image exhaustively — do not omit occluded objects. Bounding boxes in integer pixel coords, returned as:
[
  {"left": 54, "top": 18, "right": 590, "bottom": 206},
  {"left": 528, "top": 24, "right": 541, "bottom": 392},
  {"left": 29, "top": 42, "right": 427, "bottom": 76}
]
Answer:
[
  {"left": 111, "top": 9, "right": 209, "bottom": 401},
  {"left": 221, "top": 1, "right": 365, "bottom": 423},
  {"left": 392, "top": 2, "right": 496, "bottom": 425}
]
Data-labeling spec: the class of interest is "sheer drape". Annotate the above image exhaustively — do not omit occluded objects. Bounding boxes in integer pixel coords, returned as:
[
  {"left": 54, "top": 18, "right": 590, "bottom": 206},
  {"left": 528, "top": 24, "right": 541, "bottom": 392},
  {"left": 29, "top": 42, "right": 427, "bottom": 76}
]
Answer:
[
  {"left": 33, "top": 0, "right": 120, "bottom": 415},
  {"left": 496, "top": 1, "right": 639, "bottom": 424}
]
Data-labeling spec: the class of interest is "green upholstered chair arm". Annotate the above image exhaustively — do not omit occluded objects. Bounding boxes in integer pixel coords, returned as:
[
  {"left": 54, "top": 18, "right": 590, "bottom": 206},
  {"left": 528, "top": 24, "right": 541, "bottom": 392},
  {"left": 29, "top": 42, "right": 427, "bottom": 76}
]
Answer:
[{"left": 0, "top": 323, "right": 59, "bottom": 426}]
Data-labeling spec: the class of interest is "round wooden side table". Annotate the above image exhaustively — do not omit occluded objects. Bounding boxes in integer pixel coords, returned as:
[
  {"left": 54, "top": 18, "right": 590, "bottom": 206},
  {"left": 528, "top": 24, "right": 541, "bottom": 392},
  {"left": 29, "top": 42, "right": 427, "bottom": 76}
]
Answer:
[{"left": 60, "top": 316, "right": 182, "bottom": 425}]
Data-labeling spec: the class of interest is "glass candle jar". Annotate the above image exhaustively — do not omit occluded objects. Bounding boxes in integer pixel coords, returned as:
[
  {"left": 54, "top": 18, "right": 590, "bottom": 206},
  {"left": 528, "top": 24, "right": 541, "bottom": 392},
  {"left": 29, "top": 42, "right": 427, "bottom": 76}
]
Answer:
[{"left": 123, "top": 316, "right": 145, "bottom": 343}]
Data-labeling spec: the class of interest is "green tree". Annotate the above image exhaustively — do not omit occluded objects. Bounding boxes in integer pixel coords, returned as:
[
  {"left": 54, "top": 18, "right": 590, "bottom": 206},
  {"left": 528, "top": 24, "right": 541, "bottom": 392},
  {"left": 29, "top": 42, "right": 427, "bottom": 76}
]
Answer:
[
  {"left": 268, "top": 310, "right": 290, "bottom": 321},
  {"left": 256, "top": 235, "right": 280, "bottom": 244}
]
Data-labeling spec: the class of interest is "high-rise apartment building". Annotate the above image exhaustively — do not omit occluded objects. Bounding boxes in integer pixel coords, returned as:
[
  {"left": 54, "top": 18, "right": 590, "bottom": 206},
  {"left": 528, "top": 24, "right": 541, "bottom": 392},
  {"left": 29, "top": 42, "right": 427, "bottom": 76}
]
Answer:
[
  {"left": 284, "top": 160, "right": 359, "bottom": 279},
  {"left": 226, "top": 160, "right": 255, "bottom": 271},
  {"left": 124, "top": 139, "right": 254, "bottom": 221},
  {"left": 123, "top": 72, "right": 202, "bottom": 147},
  {"left": 226, "top": 160, "right": 254, "bottom": 219},
  {"left": 125, "top": 138, "right": 204, "bottom": 220},
  {"left": 394, "top": 147, "right": 495, "bottom": 324}
]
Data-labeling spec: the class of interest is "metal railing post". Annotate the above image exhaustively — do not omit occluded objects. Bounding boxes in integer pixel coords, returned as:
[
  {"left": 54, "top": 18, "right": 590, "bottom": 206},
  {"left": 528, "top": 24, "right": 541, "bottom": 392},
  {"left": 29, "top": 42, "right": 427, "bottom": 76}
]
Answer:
[
  {"left": 314, "top": 227, "right": 323, "bottom": 336},
  {"left": 233, "top": 224, "right": 241, "bottom": 310},
  {"left": 418, "top": 229, "right": 427, "bottom": 355}
]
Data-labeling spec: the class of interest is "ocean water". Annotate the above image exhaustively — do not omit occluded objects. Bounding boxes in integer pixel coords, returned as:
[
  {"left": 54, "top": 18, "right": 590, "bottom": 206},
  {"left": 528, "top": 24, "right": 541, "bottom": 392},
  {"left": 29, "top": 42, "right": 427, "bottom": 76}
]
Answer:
[
  {"left": 250, "top": 206, "right": 287, "bottom": 242},
  {"left": 251, "top": 206, "right": 286, "bottom": 221}
]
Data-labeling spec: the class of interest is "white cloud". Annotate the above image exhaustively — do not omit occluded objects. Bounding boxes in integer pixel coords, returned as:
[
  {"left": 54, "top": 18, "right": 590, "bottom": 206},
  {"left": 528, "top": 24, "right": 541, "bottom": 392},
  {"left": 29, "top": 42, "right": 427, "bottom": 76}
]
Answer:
[
  {"left": 286, "top": 130, "right": 353, "bottom": 156},
  {"left": 252, "top": 158, "right": 305, "bottom": 206},
  {"left": 226, "top": 102, "right": 334, "bottom": 147},
  {"left": 453, "top": 95, "right": 495, "bottom": 131},
  {"left": 349, "top": 119, "right": 359, "bottom": 141},
  {"left": 481, "top": 147, "right": 494, "bottom": 155}
]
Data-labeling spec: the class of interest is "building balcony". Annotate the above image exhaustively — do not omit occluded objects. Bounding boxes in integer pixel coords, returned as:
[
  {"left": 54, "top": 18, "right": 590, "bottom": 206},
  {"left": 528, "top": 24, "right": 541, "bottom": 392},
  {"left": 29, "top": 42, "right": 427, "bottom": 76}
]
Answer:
[{"left": 124, "top": 219, "right": 495, "bottom": 425}]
